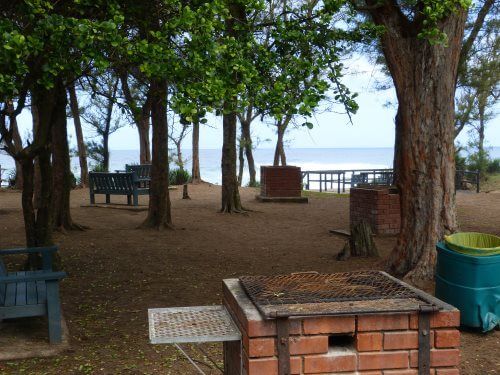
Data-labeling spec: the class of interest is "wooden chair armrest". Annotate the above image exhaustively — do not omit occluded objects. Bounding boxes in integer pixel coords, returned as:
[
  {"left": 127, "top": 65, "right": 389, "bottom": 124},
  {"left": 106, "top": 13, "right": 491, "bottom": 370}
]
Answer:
[{"left": 0, "top": 271, "right": 66, "bottom": 284}]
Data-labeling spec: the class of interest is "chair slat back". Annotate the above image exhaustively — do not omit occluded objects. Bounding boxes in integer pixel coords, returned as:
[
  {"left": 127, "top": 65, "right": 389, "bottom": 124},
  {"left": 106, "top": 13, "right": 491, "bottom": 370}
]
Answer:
[
  {"left": 89, "top": 172, "right": 135, "bottom": 192},
  {"left": 126, "top": 164, "right": 151, "bottom": 180}
]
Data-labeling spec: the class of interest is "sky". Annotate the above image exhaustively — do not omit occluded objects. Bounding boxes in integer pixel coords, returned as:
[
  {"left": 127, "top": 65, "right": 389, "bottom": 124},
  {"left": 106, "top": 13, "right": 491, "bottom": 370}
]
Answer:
[{"left": 12, "top": 55, "right": 500, "bottom": 151}]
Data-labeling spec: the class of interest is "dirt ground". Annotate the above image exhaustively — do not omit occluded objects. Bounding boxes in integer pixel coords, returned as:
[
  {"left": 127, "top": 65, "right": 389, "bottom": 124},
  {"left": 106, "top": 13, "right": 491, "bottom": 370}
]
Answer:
[{"left": 0, "top": 184, "right": 499, "bottom": 374}]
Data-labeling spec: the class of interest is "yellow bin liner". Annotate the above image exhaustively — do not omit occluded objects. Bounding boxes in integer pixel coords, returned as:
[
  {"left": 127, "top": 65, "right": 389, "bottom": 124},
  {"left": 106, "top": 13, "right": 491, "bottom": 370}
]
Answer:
[{"left": 444, "top": 232, "right": 500, "bottom": 256}]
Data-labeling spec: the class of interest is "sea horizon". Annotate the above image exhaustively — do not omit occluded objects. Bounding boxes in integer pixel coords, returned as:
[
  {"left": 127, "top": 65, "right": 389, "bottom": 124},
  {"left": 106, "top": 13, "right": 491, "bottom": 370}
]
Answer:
[{"left": 1, "top": 146, "right": 499, "bottom": 186}]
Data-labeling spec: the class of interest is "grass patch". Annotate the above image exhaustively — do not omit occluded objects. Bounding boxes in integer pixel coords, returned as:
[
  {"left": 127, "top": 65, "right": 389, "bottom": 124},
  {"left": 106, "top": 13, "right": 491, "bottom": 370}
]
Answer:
[
  {"left": 481, "top": 173, "right": 500, "bottom": 192},
  {"left": 302, "top": 190, "right": 349, "bottom": 198}
]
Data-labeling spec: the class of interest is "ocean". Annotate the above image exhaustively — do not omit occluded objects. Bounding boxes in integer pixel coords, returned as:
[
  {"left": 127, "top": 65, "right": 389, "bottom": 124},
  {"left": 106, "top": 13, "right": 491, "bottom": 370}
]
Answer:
[{"left": 1, "top": 147, "right": 499, "bottom": 187}]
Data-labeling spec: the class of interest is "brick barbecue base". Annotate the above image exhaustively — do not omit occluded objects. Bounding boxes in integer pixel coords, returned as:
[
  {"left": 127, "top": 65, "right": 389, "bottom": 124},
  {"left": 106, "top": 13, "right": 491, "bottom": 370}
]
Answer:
[
  {"left": 223, "top": 279, "right": 460, "bottom": 375},
  {"left": 350, "top": 186, "right": 401, "bottom": 236},
  {"left": 259, "top": 166, "right": 306, "bottom": 200}
]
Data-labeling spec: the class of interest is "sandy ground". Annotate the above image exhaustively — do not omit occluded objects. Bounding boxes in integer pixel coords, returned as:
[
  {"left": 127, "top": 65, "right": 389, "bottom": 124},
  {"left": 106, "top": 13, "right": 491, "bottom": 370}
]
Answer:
[{"left": 0, "top": 184, "right": 499, "bottom": 374}]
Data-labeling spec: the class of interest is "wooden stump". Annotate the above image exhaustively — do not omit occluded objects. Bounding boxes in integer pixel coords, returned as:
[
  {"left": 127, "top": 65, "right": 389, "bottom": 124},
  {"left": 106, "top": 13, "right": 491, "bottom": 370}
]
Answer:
[
  {"left": 337, "top": 220, "right": 378, "bottom": 261},
  {"left": 182, "top": 184, "right": 191, "bottom": 200}
]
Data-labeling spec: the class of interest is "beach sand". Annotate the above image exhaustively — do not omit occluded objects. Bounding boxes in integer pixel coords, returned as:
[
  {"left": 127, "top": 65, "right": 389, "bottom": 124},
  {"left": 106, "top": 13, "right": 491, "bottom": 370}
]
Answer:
[{"left": 0, "top": 184, "right": 499, "bottom": 374}]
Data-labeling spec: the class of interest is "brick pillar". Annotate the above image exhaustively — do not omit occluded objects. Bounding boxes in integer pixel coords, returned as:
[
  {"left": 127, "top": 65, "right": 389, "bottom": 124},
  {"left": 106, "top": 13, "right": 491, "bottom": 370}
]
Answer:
[
  {"left": 350, "top": 186, "right": 400, "bottom": 235},
  {"left": 260, "top": 166, "right": 302, "bottom": 198}
]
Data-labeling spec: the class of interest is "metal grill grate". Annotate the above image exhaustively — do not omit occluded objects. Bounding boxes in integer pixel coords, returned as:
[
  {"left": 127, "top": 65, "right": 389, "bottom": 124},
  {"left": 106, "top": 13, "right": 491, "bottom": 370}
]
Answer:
[
  {"left": 239, "top": 271, "right": 435, "bottom": 318},
  {"left": 149, "top": 306, "right": 241, "bottom": 344}
]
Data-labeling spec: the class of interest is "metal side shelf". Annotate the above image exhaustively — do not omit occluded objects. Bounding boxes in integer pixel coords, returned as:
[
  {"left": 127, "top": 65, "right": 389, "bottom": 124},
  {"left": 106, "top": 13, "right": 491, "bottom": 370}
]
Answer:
[{"left": 148, "top": 305, "right": 242, "bottom": 374}]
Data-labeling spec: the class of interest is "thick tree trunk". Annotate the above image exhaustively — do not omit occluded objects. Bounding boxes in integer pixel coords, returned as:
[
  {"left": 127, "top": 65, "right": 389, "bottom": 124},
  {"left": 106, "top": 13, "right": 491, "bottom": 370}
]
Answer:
[
  {"left": 51, "top": 79, "right": 80, "bottom": 231},
  {"left": 191, "top": 119, "right": 201, "bottom": 183},
  {"left": 68, "top": 82, "right": 88, "bottom": 186},
  {"left": 221, "top": 110, "right": 243, "bottom": 212},
  {"left": 20, "top": 84, "right": 58, "bottom": 267},
  {"left": 241, "top": 120, "right": 257, "bottom": 186},
  {"left": 141, "top": 79, "right": 171, "bottom": 229},
  {"left": 370, "top": 6, "right": 467, "bottom": 281}
]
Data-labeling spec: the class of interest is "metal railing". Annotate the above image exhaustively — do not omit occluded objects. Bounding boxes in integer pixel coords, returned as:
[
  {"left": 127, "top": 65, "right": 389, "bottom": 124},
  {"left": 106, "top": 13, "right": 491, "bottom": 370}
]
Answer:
[
  {"left": 301, "top": 169, "right": 394, "bottom": 193},
  {"left": 455, "top": 170, "right": 480, "bottom": 193},
  {"left": 301, "top": 168, "right": 480, "bottom": 194}
]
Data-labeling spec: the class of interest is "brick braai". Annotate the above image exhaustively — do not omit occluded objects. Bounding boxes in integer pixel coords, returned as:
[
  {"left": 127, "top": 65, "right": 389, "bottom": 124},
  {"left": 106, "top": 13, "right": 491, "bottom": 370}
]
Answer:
[
  {"left": 223, "top": 278, "right": 460, "bottom": 375},
  {"left": 350, "top": 186, "right": 401, "bottom": 235},
  {"left": 260, "top": 166, "right": 302, "bottom": 198}
]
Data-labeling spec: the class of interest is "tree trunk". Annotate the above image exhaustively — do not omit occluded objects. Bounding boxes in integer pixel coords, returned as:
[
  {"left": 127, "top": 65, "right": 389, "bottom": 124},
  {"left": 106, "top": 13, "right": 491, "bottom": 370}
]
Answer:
[
  {"left": 238, "top": 130, "right": 245, "bottom": 186},
  {"left": 5, "top": 101, "right": 24, "bottom": 190},
  {"left": 191, "top": 119, "right": 201, "bottom": 183},
  {"left": 477, "top": 101, "right": 486, "bottom": 177},
  {"left": 176, "top": 142, "right": 183, "bottom": 170},
  {"left": 68, "top": 82, "right": 88, "bottom": 186},
  {"left": 273, "top": 122, "right": 287, "bottom": 166},
  {"left": 11, "top": 117, "right": 23, "bottom": 190},
  {"left": 119, "top": 73, "right": 151, "bottom": 164},
  {"left": 31, "top": 104, "right": 42, "bottom": 209},
  {"left": 141, "top": 79, "right": 171, "bottom": 229},
  {"left": 241, "top": 119, "right": 257, "bottom": 186},
  {"left": 337, "top": 221, "right": 379, "bottom": 261},
  {"left": 51, "top": 79, "right": 80, "bottom": 231},
  {"left": 221, "top": 110, "right": 243, "bottom": 212},
  {"left": 370, "top": 6, "right": 467, "bottom": 281},
  {"left": 103, "top": 132, "right": 110, "bottom": 172},
  {"left": 21, "top": 84, "right": 58, "bottom": 267},
  {"left": 138, "top": 116, "right": 151, "bottom": 164}
]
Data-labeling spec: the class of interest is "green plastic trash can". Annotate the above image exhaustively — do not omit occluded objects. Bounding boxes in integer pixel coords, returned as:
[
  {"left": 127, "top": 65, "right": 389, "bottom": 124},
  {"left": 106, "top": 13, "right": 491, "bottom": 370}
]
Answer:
[{"left": 435, "top": 241, "right": 500, "bottom": 331}]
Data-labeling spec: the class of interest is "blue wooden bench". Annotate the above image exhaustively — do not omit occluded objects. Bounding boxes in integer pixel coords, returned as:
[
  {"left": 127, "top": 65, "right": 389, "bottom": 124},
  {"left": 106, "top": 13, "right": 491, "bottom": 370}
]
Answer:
[
  {"left": 125, "top": 164, "right": 151, "bottom": 188},
  {"left": 89, "top": 172, "right": 149, "bottom": 206},
  {"left": 0, "top": 246, "right": 66, "bottom": 344}
]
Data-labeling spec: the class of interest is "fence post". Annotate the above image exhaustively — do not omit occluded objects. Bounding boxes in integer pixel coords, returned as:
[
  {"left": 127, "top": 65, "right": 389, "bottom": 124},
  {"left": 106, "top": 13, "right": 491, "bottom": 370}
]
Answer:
[
  {"left": 476, "top": 171, "right": 480, "bottom": 193},
  {"left": 342, "top": 172, "right": 345, "bottom": 193},
  {"left": 319, "top": 173, "right": 322, "bottom": 193}
]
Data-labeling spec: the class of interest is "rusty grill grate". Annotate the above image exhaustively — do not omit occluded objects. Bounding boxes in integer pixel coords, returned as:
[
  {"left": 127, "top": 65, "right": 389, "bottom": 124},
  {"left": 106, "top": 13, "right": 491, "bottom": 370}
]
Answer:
[{"left": 239, "top": 271, "right": 435, "bottom": 318}]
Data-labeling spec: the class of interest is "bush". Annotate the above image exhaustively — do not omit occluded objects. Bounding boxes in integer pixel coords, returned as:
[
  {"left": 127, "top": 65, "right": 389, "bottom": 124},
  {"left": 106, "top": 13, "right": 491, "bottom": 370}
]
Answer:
[
  {"left": 487, "top": 158, "right": 500, "bottom": 174},
  {"left": 169, "top": 168, "right": 191, "bottom": 185},
  {"left": 90, "top": 163, "right": 107, "bottom": 172}
]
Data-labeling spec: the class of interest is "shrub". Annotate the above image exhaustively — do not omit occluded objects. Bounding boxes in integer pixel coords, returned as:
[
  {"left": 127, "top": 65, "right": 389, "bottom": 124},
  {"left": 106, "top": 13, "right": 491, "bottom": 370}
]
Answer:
[
  {"left": 487, "top": 158, "right": 500, "bottom": 174},
  {"left": 169, "top": 168, "right": 191, "bottom": 185},
  {"left": 90, "top": 163, "right": 107, "bottom": 172}
]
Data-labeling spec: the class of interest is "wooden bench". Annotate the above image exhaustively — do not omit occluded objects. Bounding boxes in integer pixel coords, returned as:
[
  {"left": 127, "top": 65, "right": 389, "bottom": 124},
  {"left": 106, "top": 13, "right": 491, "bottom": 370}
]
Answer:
[
  {"left": 0, "top": 246, "right": 66, "bottom": 344},
  {"left": 89, "top": 172, "right": 149, "bottom": 206},
  {"left": 125, "top": 164, "right": 151, "bottom": 188}
]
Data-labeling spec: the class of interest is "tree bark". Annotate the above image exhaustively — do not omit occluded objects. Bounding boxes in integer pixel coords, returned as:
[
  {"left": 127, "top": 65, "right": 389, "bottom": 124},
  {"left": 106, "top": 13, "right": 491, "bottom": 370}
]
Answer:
[
  {"left": 220, "top": 1, "right": 246, "bottom": 212},
  {"left": 238, "top": 128, "right": 245, "bottom": 186},
  {"left": 120, "top": 73, "right": 151, "bottom": 164},
  {"left": 191, "top": 119, "right": 201, "bottom": 183},
  {"left": 176, "top": 141, "right": 184, "bottom": 170},
  {"left": 31, "top": 104, "right": 42, "bottom": 209},
  {"left": 138, "top": 117, "right": 151, "bottom": 164},
  {"left": 51, "top": 79, "right": 81, "bottom": 231},
  {"left": 241, "top": 119, "right": 257, "bottom": 186},
  {"left": 5, "top": 101, "right": 24, "bottom": 189},
  {"left": 221, "top": 110, "right": 243, "bottom": 212},
  {"left": 141, "top": 78, "right": 171, "bottom": 229},
  {"left": 368, "top": 4, "right": 467, "bottom": 281},
  {"left": 273, "top": 121, "right": 287, "bottom": 166},
  {"left": 68, "top": 82, "right": 88, "bottom": 186}
]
